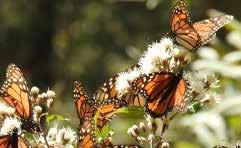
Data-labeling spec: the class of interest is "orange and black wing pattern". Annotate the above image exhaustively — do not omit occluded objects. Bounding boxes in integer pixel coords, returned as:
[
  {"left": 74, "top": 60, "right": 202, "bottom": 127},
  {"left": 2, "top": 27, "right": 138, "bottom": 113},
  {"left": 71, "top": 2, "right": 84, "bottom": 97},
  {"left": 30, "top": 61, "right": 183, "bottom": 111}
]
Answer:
[
  {"left": 170, "top": 0, "right": 201, "bottom": 50},
  {"left": 132, "top": 72, "right": 188, "bottom": 117},
  {"left": 93, "top": 75, "right": 126, "bottom": 108},
  {"left": 0, "top": 132, "right": 28, "bottom": 148},
  {"left": 77, "top": 118, "right": 96, "bottom": 148},
  {"left": 193, "top": 15, "right": 233, "bottom": 45},
  {"left": 0, "top": 64, "right": 31, "bottom": 119},
  {"left": 94, "top": 65, "right": 144, "bottom": 108},
  {"left": 74, "top": 81, "right": 96, "bottom": 124},
  {"left": 96, "top": 101, "right": 117, "bottom": 130}
]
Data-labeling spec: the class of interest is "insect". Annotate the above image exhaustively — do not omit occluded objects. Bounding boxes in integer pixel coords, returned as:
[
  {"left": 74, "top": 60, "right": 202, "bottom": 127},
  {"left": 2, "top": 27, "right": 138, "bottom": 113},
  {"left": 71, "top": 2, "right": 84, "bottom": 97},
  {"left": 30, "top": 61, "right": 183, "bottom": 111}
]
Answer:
[
  {"left": 77, "top": 118, "right": 140, "bottom": 148},
  {"left": 0, "top": 128, "right": 29, "bottom": 148},
  {"left": 131, "top": 72, "right": 189, "bottom": 118},
  {"left": 77, "top": 118, "right": 97, "bottom": 148},
  {"left": 93, "top": 65, "right": 145, "bottom": 108},
  {"left": 0, "top": 64, "right": 37, "bottom": 132},
  {"left": 74, "top": 81, "right": 97, "bottom": 124},
  {"left": 170, "top": 0, "right": 233, "bottom": 51},
  {"left": 93, "top": 65, "right": 145, "bottom": 130}
]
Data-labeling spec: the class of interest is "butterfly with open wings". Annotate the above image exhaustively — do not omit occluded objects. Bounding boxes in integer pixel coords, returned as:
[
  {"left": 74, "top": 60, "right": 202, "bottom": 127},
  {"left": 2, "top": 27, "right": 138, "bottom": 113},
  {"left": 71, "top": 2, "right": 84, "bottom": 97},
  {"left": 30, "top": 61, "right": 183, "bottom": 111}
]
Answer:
[
  {"left": 170, "top": 0, "right": 233, "bottom": 51},
  {"left": 74, "top": 81, "right": 140, "bottom": 148}
]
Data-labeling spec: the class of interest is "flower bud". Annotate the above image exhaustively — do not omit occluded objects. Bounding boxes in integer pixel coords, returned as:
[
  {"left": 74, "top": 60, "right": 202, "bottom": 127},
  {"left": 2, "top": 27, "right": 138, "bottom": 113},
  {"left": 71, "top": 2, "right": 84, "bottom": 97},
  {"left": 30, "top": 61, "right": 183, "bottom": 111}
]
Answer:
[
  {"left": 47, "top": 90, "right": 56, "bottom": 99},
  {"left": 31, "top": 86, "right": 39, "bottom": 96},
  {"left": 34, "top": 106, "right": 42, "bottom": 114}
]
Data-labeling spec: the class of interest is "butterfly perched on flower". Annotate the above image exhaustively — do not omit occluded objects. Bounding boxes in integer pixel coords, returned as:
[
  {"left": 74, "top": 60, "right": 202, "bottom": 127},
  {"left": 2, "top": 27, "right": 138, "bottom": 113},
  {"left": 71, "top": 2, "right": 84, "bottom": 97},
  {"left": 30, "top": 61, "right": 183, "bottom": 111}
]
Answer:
[
  {"left": 93, "top": 65, "right": 145, "bottom": 108},
  {"left": 0, "top": 64, "right": 37, "bottom": 132},
  {"left": 93, "top": 65, "right": 145, "bottom": 130},
  {"left": 74, "top": 81, "right": 97, "bottom": 124},
  {"left": 0, "top": 128, "right": 29, "bottom": 148},
  {"left": 131, "top": 72, "right": 190, "bottom": 117},
  {"left": 77, "top": 117, "right": 140, "bottom": 148},
  {"left": 170, "top": 0, "right": 233, "bottom": 51}
]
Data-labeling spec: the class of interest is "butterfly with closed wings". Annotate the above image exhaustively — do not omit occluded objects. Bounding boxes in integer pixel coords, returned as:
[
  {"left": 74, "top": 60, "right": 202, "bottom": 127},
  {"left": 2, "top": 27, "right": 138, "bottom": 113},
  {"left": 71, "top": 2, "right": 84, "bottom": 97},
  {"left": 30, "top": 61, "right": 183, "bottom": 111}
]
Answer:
[
  {"left": 0, "top": 64, "right": 38, "bottom": 133},
  {"left": 170, "top": 0, "right": 233, "bottom": 51}
]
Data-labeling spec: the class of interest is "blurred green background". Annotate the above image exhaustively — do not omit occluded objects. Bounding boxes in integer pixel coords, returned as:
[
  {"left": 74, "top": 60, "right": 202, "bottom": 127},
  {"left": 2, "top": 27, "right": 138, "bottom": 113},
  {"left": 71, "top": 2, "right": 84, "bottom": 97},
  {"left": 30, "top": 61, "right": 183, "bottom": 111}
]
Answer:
[{"left": 0, "top": 0, "right": 241, "bottom": 147}]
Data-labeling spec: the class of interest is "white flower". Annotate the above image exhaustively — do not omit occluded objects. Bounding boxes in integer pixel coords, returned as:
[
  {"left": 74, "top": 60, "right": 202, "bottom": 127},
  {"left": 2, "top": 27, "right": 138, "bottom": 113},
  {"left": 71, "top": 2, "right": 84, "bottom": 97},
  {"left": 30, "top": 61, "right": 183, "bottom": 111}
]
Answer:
[
  {"left": 183, "top": 71, "right": 206, "bottom": 93},
  {"left": 116, "top": 72, "right": 131, "bottom": 95},
  {"left": 56, "top": 127, "right": 77, "bottom": 145},
  {"left": 116, "top": 67, "right": 141, "bottom": 96},
  {"left": 47, "top": 124, "right": 58, "bottom": 142},
  {"left": 0, "top": 102, "right": 15, "bottom": 115},
  {"left": 139, "top": 39, "right": 174, "bottom": 74},
  {"left": 205, "top": 73, "right": 220, "bottom": 88},
  {"left": 0, "top": 117, "right": 21, "bottom": 135},
  {"left": 47, "top": 90, "right": 56, "bottom": 99},
  {"left": 159, "top": 38, "right": 174, "bottom": 51},
  {"left": 200, "top": 92, "right": 221, "bottom": 106},
  {"left": 34, "top": 105, "right": 43, "bottom": 114}
]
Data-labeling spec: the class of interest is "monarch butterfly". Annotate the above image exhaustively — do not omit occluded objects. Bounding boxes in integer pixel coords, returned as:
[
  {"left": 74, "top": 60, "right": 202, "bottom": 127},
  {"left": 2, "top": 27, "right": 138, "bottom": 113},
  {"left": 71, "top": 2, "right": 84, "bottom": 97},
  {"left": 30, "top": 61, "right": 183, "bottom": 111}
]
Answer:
[
  {"left": 73, "top": 81, "right": 113, "bottom": 131},
  {"left": 94, "top": 65, "right": 145, "bottom": 108},
  {"left": 170, "top": 0, "right": 233, "bottom": 51},
  {"left": 0, "top": 128, "right": 29, "bottom": 148},
  {"left": 131, "top": 72, "right": 189, "bottom": 117},
  {"left": 77, "top": 118, "right": 96, "bottom": 148},
  {"left": 78, "top": 118, "right": 140, "bottom": 148},
  {"left": 74, "top": 81, "right": 96, "bottom": 124},
  {"left": 0, "top": 64, "right": 37, "bottom": 132},
  {"left": 93, "top": 65, "right": 145, "bottom": 130}
]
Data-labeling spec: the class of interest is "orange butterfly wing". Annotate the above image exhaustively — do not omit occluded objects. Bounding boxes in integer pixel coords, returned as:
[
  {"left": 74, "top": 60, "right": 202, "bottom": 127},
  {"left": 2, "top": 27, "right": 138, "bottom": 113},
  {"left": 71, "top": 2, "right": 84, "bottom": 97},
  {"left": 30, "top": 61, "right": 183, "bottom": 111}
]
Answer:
[
  {"left": 0, "top": 64, "right": 31, "bottom": 119},
  {"left": 193, "top": 15, "right": 233, "bottom": 45},
  {"left": 78, "top": 118, "right": 96, "bottom": 148},
  {"left": 94, "top": 65, "right": 144, "bottom": 108},
  {"left": 74, "top": 81, "right": 96, "bottom": 124},
  {"left": 171, "top": 0, "right": 201, "bottom": 50},
  {"left": 17, "top": 137, "right": 29, "bottom": 148},
  {"left": 132, "top": 72, "right": 188, "bottom": 117},
  {"left": 0, "top": 134, "right": 28, "bottom": 148},
  {"left": 96, "top": 103, "right": 116, "bottom": 130}
]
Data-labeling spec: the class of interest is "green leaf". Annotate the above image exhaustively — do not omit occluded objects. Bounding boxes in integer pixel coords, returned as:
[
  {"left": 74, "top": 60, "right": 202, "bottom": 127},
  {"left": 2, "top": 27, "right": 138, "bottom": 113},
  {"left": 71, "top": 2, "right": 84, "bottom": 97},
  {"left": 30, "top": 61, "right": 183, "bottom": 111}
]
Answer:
[{"left": 46, "top": 114, "right": 66, "bottom": 125}]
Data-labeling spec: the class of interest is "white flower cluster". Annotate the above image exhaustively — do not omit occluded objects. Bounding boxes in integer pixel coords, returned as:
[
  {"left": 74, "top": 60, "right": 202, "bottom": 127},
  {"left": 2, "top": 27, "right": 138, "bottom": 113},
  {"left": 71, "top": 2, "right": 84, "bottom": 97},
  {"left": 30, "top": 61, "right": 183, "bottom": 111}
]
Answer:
[
  {"left": 31, "top": 87, "right": 56, "bottom": 123},
  {"left": 0, "top": 117, "right": 21, "bottom": 136},
  {"left": 116, "top": 66, "right": 141, "bottom": 97},
  {"left": 116, "top": 37, "right": 191, "bottom": 97},
  {"left": 183, "top": 71, "right": 221, "bottom": 106},
  {"left": 40, "top": 125, "right": 77, "bottom": 147},
  {"left": 0, "top": 102, "right": 15, "bottom": 116}
]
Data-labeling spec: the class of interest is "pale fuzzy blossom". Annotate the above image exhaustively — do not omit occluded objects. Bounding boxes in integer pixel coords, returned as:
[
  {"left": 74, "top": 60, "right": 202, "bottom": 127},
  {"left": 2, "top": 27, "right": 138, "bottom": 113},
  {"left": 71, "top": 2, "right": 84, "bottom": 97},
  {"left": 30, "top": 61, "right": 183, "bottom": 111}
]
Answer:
[
  {"left": 200, "top": 92, "right": 222, "bottom": 106},
  {"left": 56, "top": 127, "right": 77, "bottom": 145},
  {"left": 116, "top": 67, "right": 141, "bottom": 96},
  {"left": 46, "top": 124, "right": 58, "bottom": 145},
  {"left": 139, "top": 39, "right": 174, "bottom": 74},
  {"left": 204, "top": 73, "right": 220, "bottom": 88},
  {"left": 0, "top": 117, "right": 21, "bottom": 135},
  {"left": 0, "top": 102, "right": 15, "bottom": 115},
  {"left": 183, "top": 71, "right": 206, "bottom": 93},
  {"left": 159, "top": 38, "right": 174, "bottom": 51}
]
